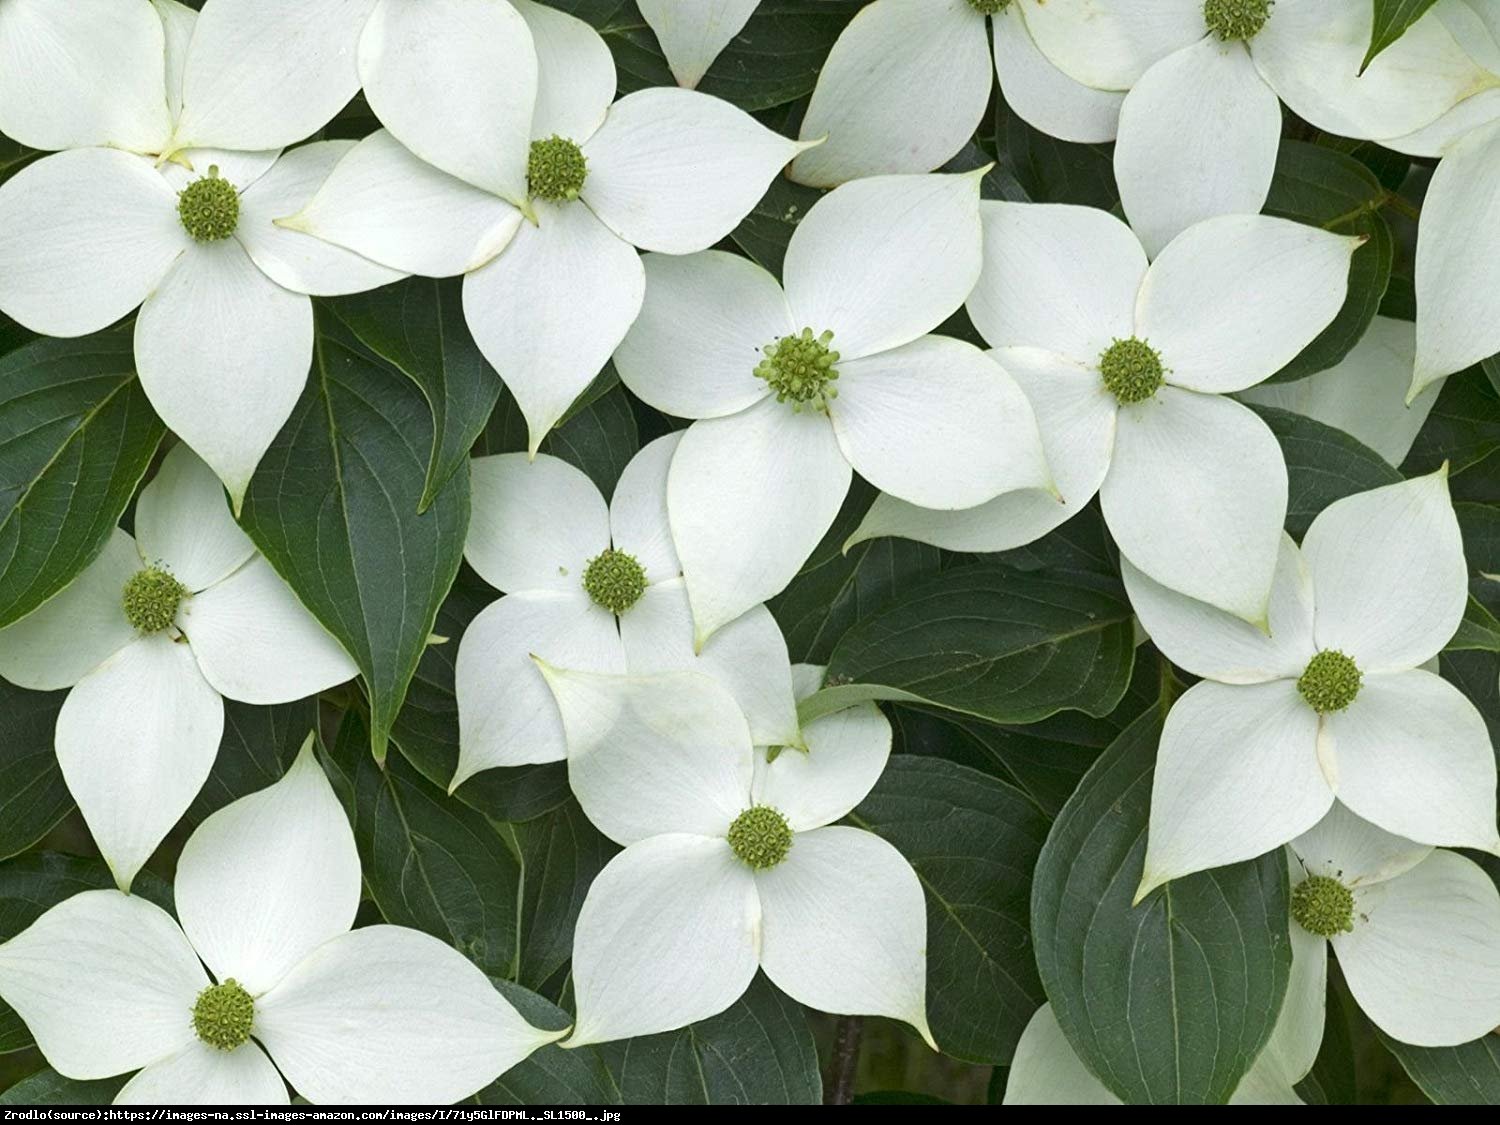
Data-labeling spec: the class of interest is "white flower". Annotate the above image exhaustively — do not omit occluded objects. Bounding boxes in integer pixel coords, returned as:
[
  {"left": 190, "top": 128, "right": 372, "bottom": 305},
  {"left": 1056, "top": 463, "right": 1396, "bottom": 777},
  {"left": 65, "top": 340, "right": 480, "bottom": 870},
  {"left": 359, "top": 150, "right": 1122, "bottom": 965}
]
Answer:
[
  {"left": 852, "top": 205, "right": 1361, "bottom": 625},
  {"left": 535, "top": 663, "right": 933, "bottom": 1049},
  {"left": 1129, "top": 469, "right": 1499, "bottom": 897},
  {"left": 0, "top": 0, "right": 403, "bottom": 504},
  {"left": 452, "top": 433, "right": 801, "bottom": 786},
  {"left": 0, "top": 740, "right": 562, "bottom": 1105},
  {"left": 1288, "top": 803, "right": 1500, "bottom": 1047},
  {"left": 286, "top": 0, "right": 808, "bottom": 454},
  {"left": 0, "top": 446, "right": 355, "bottom": 891},
  {"left": 1025, "top": 0, "right": 1495, "bottom": 254},
  {"left": 614, "top": 172, "right": 1052, "bottom": 644},
  {"left": 787, "top": 0, "right": 1126, "bottom": 188},
  {"left": 637, "top": 0, "right": 761, "bottom": 89}
]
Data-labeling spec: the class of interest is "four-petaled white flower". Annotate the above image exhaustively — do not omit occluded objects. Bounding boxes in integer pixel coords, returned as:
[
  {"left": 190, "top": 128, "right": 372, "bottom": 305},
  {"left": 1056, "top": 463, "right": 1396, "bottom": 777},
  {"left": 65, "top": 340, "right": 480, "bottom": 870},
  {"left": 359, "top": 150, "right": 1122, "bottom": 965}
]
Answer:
[
  {"left": 536, "top": 663, "right": 934, "bottom": 1049},
  {"left": 614, "top": 171, "right": 1052, "bottom": 645},
  {"left": 0, "top": 446, "right": 356, "bottom": 890},
  {"left": 850, "top": 205, "right": 1361, "bottom": 626},
  {"left": 1128, "top": 469, "right": 1499, "bottom": 897},
  {"left": 453, "top": 432, "right": 801, "bottom": 787},
  {"left": 0, "top": 0, "right": 404, "bottom": 504},
  {"left": 0, "top": 740, "right": 562, "bottom": 1105},
  {"left": 286, "top": 0, "right": 809, "bottom": 454}
]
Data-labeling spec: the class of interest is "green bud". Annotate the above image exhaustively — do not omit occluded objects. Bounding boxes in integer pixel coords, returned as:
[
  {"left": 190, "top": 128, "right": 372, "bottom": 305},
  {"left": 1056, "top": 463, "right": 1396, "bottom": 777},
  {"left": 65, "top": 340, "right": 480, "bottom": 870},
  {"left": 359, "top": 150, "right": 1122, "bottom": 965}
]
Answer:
[
  {"left": 527, "top": 135, "right": 588, "bottom": 202},
  {"left": 1098, "top": 337, "right": 1165, "bottom": 405},
  {"left": 192, "top": 979, "right": 254, "bottom": 1051},
  {"left": 727, "top": 805, "right": 793, "bottom": 870},
  {"left": 122, "top": 567, "right": 186, "bottom": 634},
  {"left": 1297, "top": 649, "right": 1362, "bottom": 714},
  {"left": 1290, "top": 874, "right": 1355, "bottom": 938},
  {"left": 582, "top": 548, "right": 647, "bottom": 615},
  {"left": 177, "top": 166, "right": 240, "bottom": 242},
  {"left": 1203, "top": 0, "right": 1274, "bottom": 41},
  {"left": 755, "top": 327, "right": 841, "bottom": 413},
  {"left": 966, "top": 0, "right": 1012, "bottom": 12}
]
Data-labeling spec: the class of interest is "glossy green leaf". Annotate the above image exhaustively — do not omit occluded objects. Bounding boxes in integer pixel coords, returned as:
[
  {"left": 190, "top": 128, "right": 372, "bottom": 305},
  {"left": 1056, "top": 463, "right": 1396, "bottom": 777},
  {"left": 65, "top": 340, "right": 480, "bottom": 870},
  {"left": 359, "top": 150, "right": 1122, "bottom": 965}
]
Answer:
[
  {"left": 993, "top": 99, "right": 1117, "bottom": 210},
  {"left": 1295, "top": 979, "right": 1357, "bottom": 1106},
  {"left": 1379, "top": 1031, "right": 1500, "bottom": 1105},
  {"left": 730, "top": 174, "right": 824, "bottom": 277},
  {"left": 185, "top": 698, "right": 319, "bottom": 824},
  {"left": 1402, "top": 372, "right": 1500, "bottom": 502},
  {"left": 0, "top": 1068, "right": 125, "bottom": 1105},
  {"left": 1251, "top": 405, "right": 1402, "bottom": 539},
  {"left": 0, "top": 680, "right": 70, "bottom": 862},
  {"left": 1363, "top": 0, "right": 1442, "bottom": 72}
]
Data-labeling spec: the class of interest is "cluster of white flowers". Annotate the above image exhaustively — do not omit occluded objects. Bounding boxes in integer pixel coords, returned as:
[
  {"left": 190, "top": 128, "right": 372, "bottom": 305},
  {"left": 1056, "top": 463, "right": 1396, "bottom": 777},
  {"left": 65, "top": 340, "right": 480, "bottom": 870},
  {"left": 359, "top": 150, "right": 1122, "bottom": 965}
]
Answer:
[{"left": 0, "top": 0, "right": 1497, "bottom": 1108}]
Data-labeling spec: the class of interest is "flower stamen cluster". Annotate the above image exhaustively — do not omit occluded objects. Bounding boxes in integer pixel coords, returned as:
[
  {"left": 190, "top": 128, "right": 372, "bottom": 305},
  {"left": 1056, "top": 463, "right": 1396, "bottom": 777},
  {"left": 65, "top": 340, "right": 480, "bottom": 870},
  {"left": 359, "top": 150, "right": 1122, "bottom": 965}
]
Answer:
[
  {"left": 1203, "top": 0, "right": 1274, "bottom": 41},
  {"left": 1290, "top": 874, "right": 1355, "bottom": 938},
  {"left": 121, "top": 566, "right": 186, "bottom": 634},
  {"left": 727, "top": 805, "right": 792, "bottom": 869},
  {"left": 177, "top": 167, "right": 239, "bottom": 242},
  {"left": 1297, "top": 649, "right": 1362, "bottom": 713},
  {"left": 755, "top": 328, "right": 840, "bottom": 412},
  {"left": 527, "top": 136, "right": 588, "bottom": 201},
  {"left": 192, "top": 979, "right": 254, "bottom": 1051},
  {"left": 1098, "top": 336, "right": 1165, "bottom": 404},
  {"left": 582, "top": 548, "right": 647, "bottom": 614}
]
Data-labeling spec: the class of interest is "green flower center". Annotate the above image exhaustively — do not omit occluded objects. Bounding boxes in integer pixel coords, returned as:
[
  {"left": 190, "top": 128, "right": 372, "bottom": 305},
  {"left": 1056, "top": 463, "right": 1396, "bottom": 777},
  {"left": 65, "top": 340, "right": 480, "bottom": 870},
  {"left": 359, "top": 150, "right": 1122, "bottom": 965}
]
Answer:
[
  {"left": 122, "top": 567, "right": 186, "bottom": 634},
  {"left": 1203, "top": 0, "right": 1273, "bottom": 41},
  {"left": 1297, "top": 649, "right": 1362, "bottom": 713},
  {"left": 1290, "top": 874, "right": 1355, "bottom": 938},
  {"left": 582, "top": 548, "right": 647, "bottom": 615},
  {"left": 192, "top": 979, "right": 254, "bottom": 1051},
  {"left": 1098, "top": 337, "right": 1165, "bottom": 404},
  {"left": 527, "top": 136, "right": 588, "bottom": 202},
  {"left": 966, "top": 0, "right": 1012, "bottom": 13},
  {"left": 755, "top": 328, "right": 841, "bottom": 413},
  {"left": 177, "top": 166, "right": 239, "bottom": 242},
  {"left": 727, "top": 805, "right": 792, "bottom": 870}
]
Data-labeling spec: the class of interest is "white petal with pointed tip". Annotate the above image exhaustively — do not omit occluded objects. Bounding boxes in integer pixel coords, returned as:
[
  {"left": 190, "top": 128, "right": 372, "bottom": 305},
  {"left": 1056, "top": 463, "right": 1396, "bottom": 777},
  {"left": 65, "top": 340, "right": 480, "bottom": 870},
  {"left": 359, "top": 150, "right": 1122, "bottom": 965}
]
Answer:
[
  {"left": 236, "top": 142, "right": 405, "bottom": 297},
  {"left": 1102, "top": 387, "right": 1286, "bottom": 624},
  {"left": 1302, "top": 469, "right": 1466, "bottom": 671},
  {"left": 0, "top": 149, "right": 186, "bottom": 337},
  {"left": 638, "top": 0, "right": 758, "bottom": 87},
  {"left": 286, "top": 130, "right": 524, "bottom": 277},
  {"left": 257, "top": 925, "right": 559, "bottom": 1105},
  {"left": 670, "top": 399, "right": 852, "bottom": 645},
  {"left": 1019, "top": 0, "right": 1204, "bottom": 91},
  {"left": 0, "top": 0, "right": 172, "bottom": 153},
  {"left": 566, "top": 834, "right": 760, "bottom": 1046},
  {"left": 1122, "top": 535, "right": 1315, "bottom": 684},
  {"left": 758, "top": 826, "right": 933, "bottom": 1047},
  {"left": 134, "top": 241, "right": 312, "bottom": 507},
  {"left": 174, "top": 741, "right": 359, "bottom": 997},
  {"left": 56, "top": 635, "right": 224, "bottom": 890},
  {"left": 783, "top": 172, "right": 983, "bottom": 360},
  {"left": 1291, "top": 801, "right": 1433, "bottom": 888},
  {"left": 583, "top": 88, "right": 807, "bottom": 254},
  {"left": 1139, "top": 214, "right": 1361, "bottom": 392},
  {"left": 172, "top": 0, "right": 379, "bottom": 153},
  {"left": 466, "top": 454, "right": 611, "bottom": 594},
  {"left": 359, "top": 0, "right": 534, "bottom": 204},
  {"left": 1262, "top": 899, "right": 1327, "bottom": 1089},
  {"left": 453, "top": 591, "right": 623, "bottom": 781},
  {"left": 540, "top": 667, "right": 754, "bottom": 846},
  {"left": 1139, "top": 679, "right": 1329, "bottom": 895},
  {"left": 1324, "top": 670, "right": 1499, "bottom": 853},
  {"left": 966, "top": 202, "right": 1145, "bottom": 363},
  {"left": 829, "top": 335, "right": 1051, "bottom": 510},
  {"left": 1003, "top": 1004, "right": 1119, "bottom": 1105},
  {"left": 752, "top": 703, "right": 890, "bottom": 831},
  {"left": 0, "top": 890, "right": 205, "bottom": 1080},
  {"left": 1378, "top": 87, "right": 1500, "bottom": 159},
  {"left": 1114, "top": 39, "right": 1280, "bottom": 259},
  {"left": 115, "top": 1040, "right": 288, "bottom": 1105},
  {"left": 992, "top": 7, "right": 1122, "bottom": 144},
  {"left": 134, "top": 445, "right": 255, "bottom": 593},
  {"left": 513, "top": 0, "right": 616, "bottom": 142},
  {"left": 608, "top": 432, "right": 683, "bottom": 580},
  {"left": 0, "top": 529, "right": 141, "bottom": 691},
  {"left": 791, "top": 0, "right": 990, "bottom": 187},
  {"left": 613, "top": 250, "right": 787, "bottom": 419},
  {"left": 463, "top": 203, "right": 644, "bottom": 453}
]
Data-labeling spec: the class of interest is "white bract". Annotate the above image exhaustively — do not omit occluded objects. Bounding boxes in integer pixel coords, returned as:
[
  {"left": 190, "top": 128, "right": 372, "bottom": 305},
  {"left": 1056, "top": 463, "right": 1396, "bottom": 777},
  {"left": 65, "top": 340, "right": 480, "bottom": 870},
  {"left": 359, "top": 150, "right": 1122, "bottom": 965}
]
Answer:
[
  {"left": 0, "top": 741, "right": 561, "bottom": 1104},
  {"left": 1287, "top": 803, "right": 1500, "bottom": 1047},
  {"left": 536, "top": 663, "right": 933, "bottom": 1049},
  {"left": 287, "top": 0, "right": 807, "bottom": 454},
  {"left": 614, "top": 171, "right": 1052, "bottom": 644},
  {"left": 852, "top": 204, "right": 1360, "bottom": 625},
  {"left": 0, "top": 446, "right": 355, "bottom": 891},
  {"left": 788, "top": 0, "right": 1126, "bottom": 187},
  {"left": 1130, "top": 469, "right": 1499, "bottom": 897},
  {"left": 1024, "top": 0, "right": 1495, "bottom": 253},
  {"left": 453, "top": 433, "right": 801, "bottom": 785},
  {"left": 637, "top": 0, "right": 760, "bottom": 88},
  {"left": 0, "top": 0, "right": 403, "bottom": 504}
]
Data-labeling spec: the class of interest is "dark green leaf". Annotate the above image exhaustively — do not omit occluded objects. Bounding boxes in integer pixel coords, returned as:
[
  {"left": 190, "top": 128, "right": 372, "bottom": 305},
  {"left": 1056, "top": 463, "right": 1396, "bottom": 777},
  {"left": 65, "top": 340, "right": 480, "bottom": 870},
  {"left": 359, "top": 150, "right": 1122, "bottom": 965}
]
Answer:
[
  {"left": 1363, "top": 1, "right": 1442, "bottom": 72},
  {"left": 0, "top": 1068, "right": 125, "bottom": 1104},
  {"left": 1294, "top": 977, "right": 1357, "bottom": 1106},
  {"left": 239, "top": 308, "right": 470, "bottom": 761},
  {"left": 0, "top": 136, "right": 39, "bottom": 188},
  {"left": 0, "top": 328, "right": 165, "bottom": 628},
  {"left": 993, "top": 99, "right": 1116, "bottom": 210},
  {"left": 1250, "top": 405, "right": 1402, "bottom": 539},
  {"left": 1482, "top": 353, "right": 1500, "bottom": 399},
  {"left": 186, "top": 698, "right": 319, "bottom": 824},
  {"left": 730, "top": 173, "right": 824, "bottom": 277},
  {"left": 1378, "top": 1031, "right": 1500, "bottom": 1104},
  {"left": 1402, "top": 372, "right": 1500, "bottom": 502},
  {"left": 1450, "top": 594, "right": 1500, "bottom": 652},
  {"left": 851, "top": 757, "right": 1050, "bottom": 1064},
  {"left": 0, "top": 681, "right": 70, "bottom": 861},
  {"left": 1031, "top": 710, "right": 1293, "bottom": 1104}
]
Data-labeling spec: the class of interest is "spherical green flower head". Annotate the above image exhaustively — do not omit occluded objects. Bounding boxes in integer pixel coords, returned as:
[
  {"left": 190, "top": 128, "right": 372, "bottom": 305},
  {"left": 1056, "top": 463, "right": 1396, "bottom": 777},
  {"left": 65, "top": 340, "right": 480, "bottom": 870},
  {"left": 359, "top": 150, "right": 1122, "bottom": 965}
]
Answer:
[
  {"left": 122, "top": 567, "right": 186, "bottom": 634},
  {"left": 728, "top": 805, "right": 793, "bottom": 869},
  {"left": 1098, "top": 337, "right": 1165, "bottom": 404},
  {"left": 528, "top": 135, "right": 588, "bottom": 202},
  {"left": 1297, "top": 649, "right": 1362, "bottom": 713},
  {"left": 1290, "top": 874, "right": 1354, "bottom": 938},
  {"left": 1203, "top": 0, "right": 1273, "bottom": 41},
  {"left": 967, "top": 0, "right": 1012, "bottom": 13},
  {"left": 755, "top": 327, "right": 841, "bottom": 413},
  {"left": 193, "top": 979, "right": 254, "bottom": 1051},
  {"left": 178, "top": 166, "right": 239, "bottom": 242},
  {"left": 583, "top": 548, "right": 647, "bottom": 615}
]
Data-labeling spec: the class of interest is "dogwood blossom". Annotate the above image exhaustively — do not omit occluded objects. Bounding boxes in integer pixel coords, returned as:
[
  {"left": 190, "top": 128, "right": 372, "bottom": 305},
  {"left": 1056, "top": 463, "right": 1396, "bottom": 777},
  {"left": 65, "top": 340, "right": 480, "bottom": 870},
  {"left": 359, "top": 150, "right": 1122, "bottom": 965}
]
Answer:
[
  {"left": 614, "top": 172, "right": 1051, "bottom": 644},
  {"left": 0, "top": 446, "right": 354, "bottom": 890},
  {"left": 637, "top": 0, "right": 760, "bottom": 88},
  {"left": 453, "top": 433, "right": 800, "bottom": 786},
  {"left": 536, "top": 663, "right": 932, "bottom": 1049},
  {"left": 0, "top": 740, "right": 561, "bottom": 1104},
  {"left": 1130, "top": 469, "right": 1499, "bottom": 897}
]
